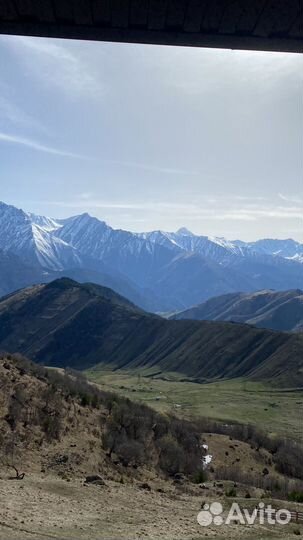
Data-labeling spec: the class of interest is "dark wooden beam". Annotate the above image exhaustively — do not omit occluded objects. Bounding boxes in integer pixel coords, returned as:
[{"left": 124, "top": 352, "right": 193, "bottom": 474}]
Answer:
[{"left": 0, "top": 0, "right": 301, "bottom": 53}]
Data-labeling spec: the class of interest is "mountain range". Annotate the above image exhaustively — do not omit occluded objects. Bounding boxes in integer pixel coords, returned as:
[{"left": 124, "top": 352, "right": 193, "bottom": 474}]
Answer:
[
  {"left": 0, "top": 200, "right": 302, "bottom": 312},
  {"left": 0, "top": 278, "right": 302, "bottom": 388},
  {"left": 172, "top": 289, "right": 303, "bottom": 332}
]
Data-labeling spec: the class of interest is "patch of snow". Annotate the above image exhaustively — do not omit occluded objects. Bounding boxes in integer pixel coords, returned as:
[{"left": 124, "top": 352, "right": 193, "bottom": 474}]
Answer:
[{"left": 202, "top": 454, "right": 213, "bottom": 468}]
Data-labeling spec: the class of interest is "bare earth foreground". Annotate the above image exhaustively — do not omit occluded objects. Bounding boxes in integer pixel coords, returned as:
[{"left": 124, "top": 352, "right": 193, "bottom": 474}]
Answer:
[{"left": 0, "top": 474, "right": 302, "bottom": 540}]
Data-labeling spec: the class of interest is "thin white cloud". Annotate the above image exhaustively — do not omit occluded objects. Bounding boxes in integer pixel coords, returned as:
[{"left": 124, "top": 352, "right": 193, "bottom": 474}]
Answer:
[
  {"left": 166, "top": 48, "right": 303, "bottom": 96},
  {"left": 0, "top": 132, "right": 84, "bottom": 159},
  {"left": 278, "top": 193, "right": 302, "bottom": 204},
  {"left": 79, "top": 192, "right": 94, "bottom": 200},
  {"left": 0, "top": 79, "right": 52, "bottom": 135},
  {"left": 106, "top": 159, "right": 198, "bottom": 176},
  {"left": 36, "top": 199, "right": 303, "bottom": 222},
  {"left": 45, "top": 200, "right": 199, "bottom": 212},
  {"left": 201, "top": 206, "right": 303, "bottom": 221},
  {"left": 0, "top": 95, "right": 34, "bottom": 127},
  {"left": 1, "top": 36, "right": 101, "bottom": 99}
]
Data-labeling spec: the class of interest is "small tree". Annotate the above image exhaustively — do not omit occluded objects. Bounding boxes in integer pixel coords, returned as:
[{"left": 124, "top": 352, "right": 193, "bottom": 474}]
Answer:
[
  {"left": 0, "top": 433, "right": 25, "bottom": 479},
  {"left": 158, "top": 434, "right": 184, "bottom": 475},
  {"left": 7, "top": 386, "right": 26, "bottom": 430}
]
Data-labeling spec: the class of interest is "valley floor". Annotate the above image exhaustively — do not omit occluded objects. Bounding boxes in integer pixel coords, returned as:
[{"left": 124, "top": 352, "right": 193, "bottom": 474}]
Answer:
[
  {"left": 0, "top": 474, "right": 302, "bottom": 540},
  {"left": 86, "top": 369, "right": 303, "bottom": 440}
]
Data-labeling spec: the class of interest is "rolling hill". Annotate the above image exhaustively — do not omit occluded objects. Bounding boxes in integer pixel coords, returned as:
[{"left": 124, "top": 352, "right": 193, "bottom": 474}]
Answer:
[
  {"left": 172, "top": 289, "right": 303, "bottom": 332},
  {"left": 0, "top": 278, "right": 302, "bottom": 388}
]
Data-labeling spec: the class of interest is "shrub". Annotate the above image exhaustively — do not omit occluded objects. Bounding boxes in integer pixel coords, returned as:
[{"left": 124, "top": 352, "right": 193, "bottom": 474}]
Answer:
[
  {"left": 80, "top": 394, "right": 90, "bottom": 407},
  {"left": 193, "top": 470, "right": 207, "bottom": 484},
  {"left": 43, "top": 414, "right": 62, "bottom": 441},
  {"left": 158, "top": 434, "right": 185, "bottom": 475},
  {"left": 288, "top": 491, "right": 303, "bottom": 503},
  {"left": 116, "top": 440, "right": 145, "bottom": 466},
  {"left": 226, "top": 487, "right": 237, "bottom": 497}
]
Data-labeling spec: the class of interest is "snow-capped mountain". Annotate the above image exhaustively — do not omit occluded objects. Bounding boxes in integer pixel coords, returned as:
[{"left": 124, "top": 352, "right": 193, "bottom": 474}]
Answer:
[
  {"left": 243, "top": 238, "right": 303, "bottom": 261},
  {"left": 140, "top": 228, "right": 248, "bottom": 264},
  {"left": 0, "top": 202, "right": 82, "bottom": 271},
  {"left": 55, "top": 213, "right": 182, "bottom": 288},
  {"left": 0, "top": 201, "right": 302, "bottom": 311},
  {"left": 28, "top": 213, "right": 62, "bottom": 232}
]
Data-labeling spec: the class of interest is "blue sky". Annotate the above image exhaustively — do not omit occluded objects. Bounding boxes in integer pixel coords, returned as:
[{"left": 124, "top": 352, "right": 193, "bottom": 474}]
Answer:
[{"left": 0, "top": 35, "right": 302, "bottom": 241}]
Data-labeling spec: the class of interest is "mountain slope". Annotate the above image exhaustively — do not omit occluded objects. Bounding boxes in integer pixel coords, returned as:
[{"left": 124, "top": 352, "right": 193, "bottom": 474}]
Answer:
[
  {"left": 0, "top": 201, "right": 82, "bottom": 271},
  {"left": 1, "top": 201, "right": 303, "bottom": 312},
  {"left": 172, "top": 289, "right": 303, "bottom": 332},
  {"left": 0, "top": 279, "right": 302, "bottom": 387},
  {"left": 55, "top": 212, "right": 303, "bottom": 311},
  {"left": 244, "top": 238, "right": 303, "bottom": 261},
  {"left": 0, "top": 249, "right": 43, "bottom": 298}
]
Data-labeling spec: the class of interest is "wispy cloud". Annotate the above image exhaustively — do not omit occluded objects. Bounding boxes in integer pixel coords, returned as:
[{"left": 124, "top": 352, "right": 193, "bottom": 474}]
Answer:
[
  {"left": 166, "top": 48, "right": 303, "bottom": 96},
  {"left": 0, "top": 94, "right": 35, "bottom": 127},
  {"left": 45, "top": 199, "right": 199, "bottom": 212},
  {"left": 278, "top": 193, "right": 302, "bottom": 204},
  {"left": 200, "top": 207, "right": 303, "bottom": 222},
  {"left": 36, "top": 198, "right": 303, "bottom": 222},
  {"left": 106, "top": 159, "right": 198, "bottom": 176},
  {"left": 0, "top": 87, "right": 50, "bottom": 136},
  {"left": 1, "top": 36, "right": 101, "bottom": 99},
  {"left": 0, "top": 132, "right": 84, "bottom": 159}
]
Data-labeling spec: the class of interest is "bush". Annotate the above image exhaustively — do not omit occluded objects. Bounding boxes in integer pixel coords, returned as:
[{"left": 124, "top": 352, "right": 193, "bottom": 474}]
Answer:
[
  {"left": 274, "top": 442, "right": 303, "bottom": 480},
  {"left": 158, "top": 434, "right": 185, "bottom": 475},
  {"left": 288, "top": 491, "right": 303, "bottom": 503},
  {"left": 80, "top": 394, "right": 90, "bottom": 407},
  {"left": 193, "top": 470, "right": 207, "bottom": 484},
  {"left": 7, "top": 386, "right": 26, "bottom": 430},
  {"left": 226, "top": 487, "right": 237, "bottom": 497},
  {"left": 116, "top": 440, "right": 145, "bottom": 466},
  {"left": 43, "top": 414, "right": 62, "bottom": 441}
]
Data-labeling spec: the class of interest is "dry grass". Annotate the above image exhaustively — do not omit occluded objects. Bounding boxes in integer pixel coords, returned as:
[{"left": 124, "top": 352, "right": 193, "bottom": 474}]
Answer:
[{"left": 0, "top": 473, "right": 302, "bottom": 540}]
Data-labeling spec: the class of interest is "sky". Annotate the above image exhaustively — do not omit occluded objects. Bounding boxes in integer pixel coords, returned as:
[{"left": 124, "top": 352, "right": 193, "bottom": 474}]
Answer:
[{"left": 0, "top": 35, "right": 302, "bottom": 241}]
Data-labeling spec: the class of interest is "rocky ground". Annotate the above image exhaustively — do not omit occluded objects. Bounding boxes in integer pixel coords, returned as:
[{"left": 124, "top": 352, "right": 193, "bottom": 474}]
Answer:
[{"left": 0, "top": 473, "right": 302, "bottom": 540}]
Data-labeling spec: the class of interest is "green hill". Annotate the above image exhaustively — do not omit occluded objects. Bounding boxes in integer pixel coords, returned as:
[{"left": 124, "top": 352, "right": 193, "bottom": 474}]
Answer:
[
  {"left": 172, "top": 289, "right": 303, "bottom": 332},
  {"left": 0, "top": 278, "right": 302, "bottom": 387}
]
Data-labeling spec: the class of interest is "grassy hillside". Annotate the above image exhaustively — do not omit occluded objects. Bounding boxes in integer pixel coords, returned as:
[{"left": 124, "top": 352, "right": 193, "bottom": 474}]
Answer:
[
  {"left": 1, "top": 353, "right": 302, "bottom": 490},
  {"left": 0, "top": 279, "right": 303, "bottom": 387},
  {"left": 1, "top": 354, "right": 303, "bottom": 540},
  {"left": 87, "top": 369, "right": 303, "bottom": 440},
  {"left": 172, "top": 289, "right": 303, "bottom": 332},
  {"left": 0, "top": 353, "right": 202, "bottom": 480}
]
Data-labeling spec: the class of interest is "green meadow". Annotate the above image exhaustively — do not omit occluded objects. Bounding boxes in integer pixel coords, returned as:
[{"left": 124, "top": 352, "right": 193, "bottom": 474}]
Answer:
[{"left": 87, "top": 367, "right": 303, "bottom": 440}]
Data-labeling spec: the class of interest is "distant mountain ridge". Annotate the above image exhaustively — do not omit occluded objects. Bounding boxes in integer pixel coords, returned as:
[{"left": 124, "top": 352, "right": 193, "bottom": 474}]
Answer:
[
  {"left": 0, "top": 201, "right": 82, "bottom": 271},
  {"left": 0, "top": 278, "right": 302, "bottom": 388},
  {"left": 0, "top": 201, "right": 302, "bottom": 311},
  {"left": 172, "top": 289, "right": 303, "bottom": 332},
  {"left": 0, "top": 249, "right": 43, "bottom": 298}
]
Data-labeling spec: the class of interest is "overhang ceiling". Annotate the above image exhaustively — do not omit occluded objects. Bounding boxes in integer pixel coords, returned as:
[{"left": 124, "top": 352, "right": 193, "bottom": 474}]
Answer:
[{"left": 0, "top": 0, "right": 302, "bottom": 53}]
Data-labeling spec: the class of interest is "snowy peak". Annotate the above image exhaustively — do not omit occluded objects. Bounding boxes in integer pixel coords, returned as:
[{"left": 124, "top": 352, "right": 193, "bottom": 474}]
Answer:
[
  {"left": 0, "top": 200, "right": 302, "bottom": 314},
  {"left": 137, "top": 227, "right": 303, "bottom": 266},
  {"left": 27, "top": 213, "right": 62, "bottom": 232},
  {"left": 0, "top": 201, "right": 35, "bottom": 257},
  {"left": 55, "top": 213, "right": 113, "bottom": 259},
  {"left": 176, "top": 227, "right": 194, "bottom": 236},
  {"left": 0, "top": 201, "right": 82, "bottom": 271},
  {"left": 30, "top": 224, "right": 82, "bottom": 271},
  {"left": 246, "top": 238, "right": 303, "bottom": 260}
]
